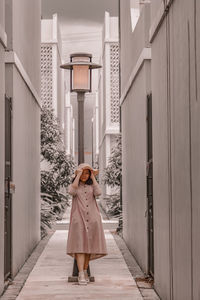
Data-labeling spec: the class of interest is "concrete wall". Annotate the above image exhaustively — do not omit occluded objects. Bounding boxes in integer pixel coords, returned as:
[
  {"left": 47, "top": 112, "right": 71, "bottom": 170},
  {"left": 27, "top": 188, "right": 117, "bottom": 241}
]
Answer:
[
  {"left": 0, "top": 0, "right": 6, "bottom": 294},
  {"left": 120, "top": 1, "right": 151, "bottom": 274},
  {"left": 5, "top": 0, "right": 41, "bottom": 279},
  {"left": 151, "top": 1, "right": 200, "bottom": 299}
]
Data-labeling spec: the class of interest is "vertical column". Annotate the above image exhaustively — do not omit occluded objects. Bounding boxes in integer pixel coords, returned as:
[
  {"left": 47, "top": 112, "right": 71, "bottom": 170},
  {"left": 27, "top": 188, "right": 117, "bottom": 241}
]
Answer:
[
  {"left": 72, "top": 118, "right": 75, "bottom": 158},
  {"left": 95, "top": 91, "right": 99, "bottom": 156},
  {"left": 105, "top": 43, "right": 111, "bottom": 130},
  {"left": 52, "top": 14, "right": 58, "bottom": 116},
  {"left": 105, "top": 11, "right": 110, "bottom": 41},
  {"left": 105, "top": 134, "right": 111, "bottom": 195},
  {"left": 52, "top": 44, "right": 57, "bottom": 116},
  {"left": 64, "top": 92, "right": 71, "bottom": 155}
]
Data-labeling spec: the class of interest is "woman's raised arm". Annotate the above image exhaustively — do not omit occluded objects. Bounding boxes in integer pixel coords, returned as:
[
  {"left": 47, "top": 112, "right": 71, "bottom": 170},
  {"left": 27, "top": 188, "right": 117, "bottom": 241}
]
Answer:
[{"left": 91, "top": 171, "right": 102, "bottom": 197}]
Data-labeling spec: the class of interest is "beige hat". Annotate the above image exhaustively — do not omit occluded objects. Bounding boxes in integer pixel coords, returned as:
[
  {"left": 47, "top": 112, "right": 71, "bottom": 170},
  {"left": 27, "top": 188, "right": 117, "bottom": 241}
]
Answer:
[{"left": 73, "top": 163, "right": 99, "bottom": 178}]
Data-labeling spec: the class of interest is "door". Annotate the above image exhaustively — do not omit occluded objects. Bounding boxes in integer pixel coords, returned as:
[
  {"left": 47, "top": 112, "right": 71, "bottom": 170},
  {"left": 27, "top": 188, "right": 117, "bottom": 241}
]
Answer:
[
  {"left": 4, "top": 95, "right": 12, "bottom": 281},
  {"left": 147, "top": 93, "right": 154, "bottom": 276}
]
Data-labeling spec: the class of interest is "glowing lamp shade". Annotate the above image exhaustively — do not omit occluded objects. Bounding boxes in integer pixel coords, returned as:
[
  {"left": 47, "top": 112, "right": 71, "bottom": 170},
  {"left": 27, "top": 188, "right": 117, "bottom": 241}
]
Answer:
[
  {"left": 72, "top": 65, "right": 90, "bottom": 91},
  {"left": 60, "top": 53, "right": 101, "bottom": 93}
]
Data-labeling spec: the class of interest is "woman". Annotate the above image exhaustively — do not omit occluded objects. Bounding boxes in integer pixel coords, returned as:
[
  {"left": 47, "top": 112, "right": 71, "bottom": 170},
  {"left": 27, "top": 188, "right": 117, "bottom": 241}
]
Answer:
[{"left": 66, "top": 163, "right": 108, "bottom": 285}]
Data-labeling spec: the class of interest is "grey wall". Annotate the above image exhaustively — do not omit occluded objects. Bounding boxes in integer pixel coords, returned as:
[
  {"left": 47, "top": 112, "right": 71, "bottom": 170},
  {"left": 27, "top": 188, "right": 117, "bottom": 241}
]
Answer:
[
  {"left": 120, "top": 1, "right": 151, "bottom": 274},
  {"left": 5, "top": 0, "right": 41, "bottom": 278},
  {"left": 0, "top": 0, "right": 5, "bottom": 294},
  {"left": 151, "top": 0, "right": 200, "bottom": 299},
  {"left": 57, "top": 54, "right": 64, "bottom": 133}
]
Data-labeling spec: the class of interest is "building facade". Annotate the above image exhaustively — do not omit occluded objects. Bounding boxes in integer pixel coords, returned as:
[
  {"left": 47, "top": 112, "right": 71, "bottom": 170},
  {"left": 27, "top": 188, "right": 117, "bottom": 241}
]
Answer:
[
  {"left": 41, "top": 14, "right": 65, "bottom": 131},
  {"left": 120, "top": 1, "right": 200, "bottom": 299},
  {"left": 98, "top": 12, "right": 120, "bottom": 210},
  {"left": 0, "top": 0, "right": 41, "bottom": 295}
]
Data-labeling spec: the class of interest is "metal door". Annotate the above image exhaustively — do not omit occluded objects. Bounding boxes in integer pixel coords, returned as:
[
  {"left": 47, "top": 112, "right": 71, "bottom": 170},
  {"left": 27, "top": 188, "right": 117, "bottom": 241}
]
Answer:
[
  {"left": 4, "top": 95, "right": 12, "bottom": 281},
  {"left": 147, "top": 93, "right": 154, "bottom": 276}
]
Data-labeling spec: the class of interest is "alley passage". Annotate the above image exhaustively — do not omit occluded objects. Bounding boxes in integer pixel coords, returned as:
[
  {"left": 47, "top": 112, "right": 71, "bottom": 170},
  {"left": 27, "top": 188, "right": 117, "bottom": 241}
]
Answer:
[{"left": 15, "top": 205, "right": 143, "bottom": 300}]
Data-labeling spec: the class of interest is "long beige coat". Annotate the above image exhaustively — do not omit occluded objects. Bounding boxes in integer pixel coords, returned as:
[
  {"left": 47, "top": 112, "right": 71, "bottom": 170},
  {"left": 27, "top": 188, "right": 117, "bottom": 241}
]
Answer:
[{"left": 66, "top": 181, "right": 108, "bottom": 260}]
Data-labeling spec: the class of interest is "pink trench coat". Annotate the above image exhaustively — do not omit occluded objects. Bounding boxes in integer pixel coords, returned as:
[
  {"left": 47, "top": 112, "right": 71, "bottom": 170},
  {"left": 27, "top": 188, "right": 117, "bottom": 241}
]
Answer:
[{"left": 66, "top": 181, "right": 108, "bottom": 261}]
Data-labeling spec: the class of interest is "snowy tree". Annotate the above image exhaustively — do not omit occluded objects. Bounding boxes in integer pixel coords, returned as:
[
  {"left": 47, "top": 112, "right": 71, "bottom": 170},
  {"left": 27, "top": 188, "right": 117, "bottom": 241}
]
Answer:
[
  {"left": 102, "top": 134, "right": 122, "bottom": 187},
  {"left": 40, "top": 106, "right": 75, "bottom": 237},
  {"left": 102, "top": 134, "right": 122, "bottom": 232}
]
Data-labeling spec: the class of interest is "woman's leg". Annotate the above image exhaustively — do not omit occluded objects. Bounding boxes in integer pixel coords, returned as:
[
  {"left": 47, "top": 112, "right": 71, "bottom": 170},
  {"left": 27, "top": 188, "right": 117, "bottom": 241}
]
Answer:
[
  {"left": 83, "top": 254, "right": 91, "bottom": 270},
  {"left": 75, "top": 253, "right": 85, "bottom": 272}
]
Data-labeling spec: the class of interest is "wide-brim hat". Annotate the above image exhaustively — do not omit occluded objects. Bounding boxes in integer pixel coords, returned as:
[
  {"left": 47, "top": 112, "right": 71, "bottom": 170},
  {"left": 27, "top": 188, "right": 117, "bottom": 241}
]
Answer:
[{"left": 72, "top": 163, "right": 99, "bottom": 178}]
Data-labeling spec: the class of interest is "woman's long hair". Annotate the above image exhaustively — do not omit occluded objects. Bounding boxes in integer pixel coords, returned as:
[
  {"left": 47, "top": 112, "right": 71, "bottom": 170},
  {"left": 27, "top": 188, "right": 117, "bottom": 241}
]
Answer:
[{"left": 71, "top": 169, "right": 93, "bottom": 185}]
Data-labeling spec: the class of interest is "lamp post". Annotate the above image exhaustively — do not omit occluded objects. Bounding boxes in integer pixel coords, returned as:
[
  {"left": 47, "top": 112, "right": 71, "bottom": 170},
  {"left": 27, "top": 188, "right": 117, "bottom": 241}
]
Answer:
[
  {"left": 91, "top": 117, "right": 94, "bottom": 167},
  {"left": 61, "top": 53, "right": 101, "bottom": 164},
  {"left": 60, "top": 53, "right": 101, "bottom": 282}
]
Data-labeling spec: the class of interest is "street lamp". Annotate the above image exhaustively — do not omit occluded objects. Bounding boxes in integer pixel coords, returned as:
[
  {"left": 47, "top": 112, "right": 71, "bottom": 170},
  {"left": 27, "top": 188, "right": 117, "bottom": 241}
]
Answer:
[
  {"left": 60, "top": 53, "right": 101, "bottom": 282},
  {"left": 61, "top": 53, "right": 101, "bottom": 164}
]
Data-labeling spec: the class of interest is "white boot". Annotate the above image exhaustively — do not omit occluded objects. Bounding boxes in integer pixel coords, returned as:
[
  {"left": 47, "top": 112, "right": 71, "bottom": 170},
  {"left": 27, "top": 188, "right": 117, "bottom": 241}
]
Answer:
[
  {"left": 83, "top": 269, "right": 90, "bottom": 283},
  {"left": 78, "top": 270, "right": 87, "bottom": 285}
]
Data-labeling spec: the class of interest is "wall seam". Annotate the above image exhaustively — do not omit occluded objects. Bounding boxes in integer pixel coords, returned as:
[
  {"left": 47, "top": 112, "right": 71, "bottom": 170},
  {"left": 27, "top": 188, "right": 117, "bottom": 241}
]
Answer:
[
  {"left": 194, "top": 0, "right": 198, "bottom": 102},
  {"left": 187, "top": 20, "right": 194, "bottom": 300},
  {"left": 166, "top": 10, "right": 173, "bottom": 300}
]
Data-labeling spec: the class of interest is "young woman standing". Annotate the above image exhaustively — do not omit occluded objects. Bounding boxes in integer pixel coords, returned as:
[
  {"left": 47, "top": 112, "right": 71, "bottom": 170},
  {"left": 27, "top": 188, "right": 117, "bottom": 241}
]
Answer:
[{"left": 66, "top": 163, "right": 108, "bottom": 285}]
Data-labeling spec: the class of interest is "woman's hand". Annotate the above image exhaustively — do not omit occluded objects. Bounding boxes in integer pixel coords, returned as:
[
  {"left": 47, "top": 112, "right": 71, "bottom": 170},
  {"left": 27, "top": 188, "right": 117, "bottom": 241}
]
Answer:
[
  {"left": 76, "top": 168, "right": 83, "bottom": 176},
  {"left": 90, "top": 170, "right": 96, "bottom": 179},
  {"left": 90, "top": 170, "right": 98, "bottom": 185},
  {"left": 72, "top": 168, "right": 83, "bottom": 188}
]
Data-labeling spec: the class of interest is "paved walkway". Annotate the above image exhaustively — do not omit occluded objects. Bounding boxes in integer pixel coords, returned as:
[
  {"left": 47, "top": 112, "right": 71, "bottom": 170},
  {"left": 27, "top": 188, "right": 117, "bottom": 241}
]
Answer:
[
  {"left": 15, "top": 200, "right": 145, "bottom": 300},
  {"left": 16, "top": 229, "right": 143, "bottom": 300}
]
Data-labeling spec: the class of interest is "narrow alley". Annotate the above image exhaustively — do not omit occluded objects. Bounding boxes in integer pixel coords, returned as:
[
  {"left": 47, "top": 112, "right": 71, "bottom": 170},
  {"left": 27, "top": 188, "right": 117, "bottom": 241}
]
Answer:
[{"left": 1, "top": 1, "right": 200, "bottom": 299}]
